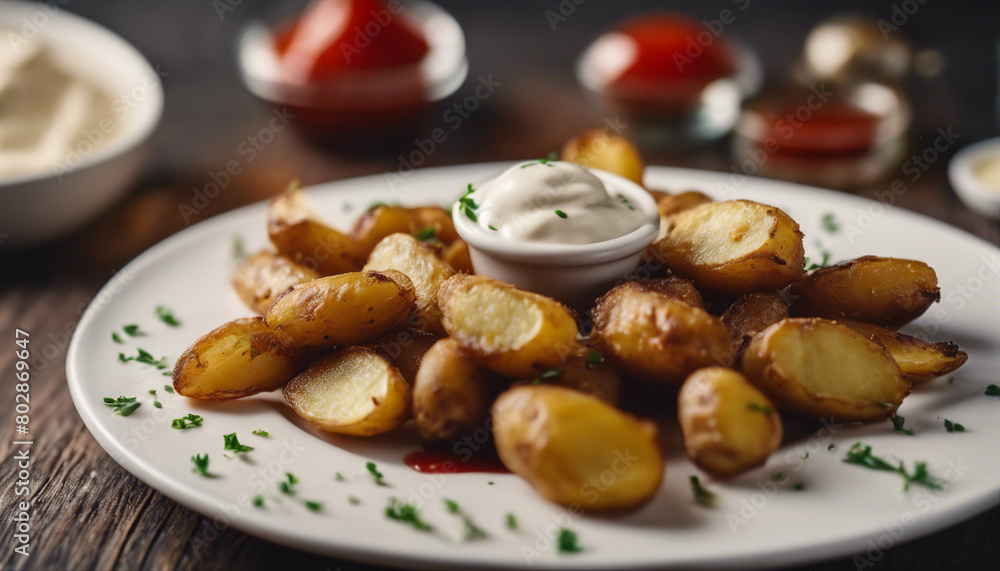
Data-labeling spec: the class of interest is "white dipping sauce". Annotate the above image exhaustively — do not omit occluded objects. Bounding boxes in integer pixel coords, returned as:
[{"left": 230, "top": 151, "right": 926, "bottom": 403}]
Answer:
[
  {"left": 0, "top": 36, "right": 114, "bottom": 178},
  {"left": 473, "top": 161, "right": 647, "bottom": 244}
]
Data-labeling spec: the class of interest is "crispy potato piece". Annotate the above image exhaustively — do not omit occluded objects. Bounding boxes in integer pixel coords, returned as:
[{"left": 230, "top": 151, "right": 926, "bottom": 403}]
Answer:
[
  {"left": 443, "top": 239, "right": 474, "bottom": 274},
  {"left": 268, "top": 184, "right": 364, "bottom": 275},
  {"left": 368, "top": 328, "right": 439, "bottom": 384},
  {"left": 172, "top": 317, "right": 307, "bottom": 400},
  {"left": 838, "top": 320, "right": 967, "bottom": 381},
  {"left": 413, "top": 338, "right": 493, "bottom": 441},
  {"left": 679, "top": 368, "right": 783, "bottom": 478},
  {"left": 232, "top": 251, "right": 322, "bottom": 315},
  {"left": 742, "top": 318, "right": 909, "bottom": 421},
  {"left": 560, "top": 129, "right": 645, "bottom": 186},
  {"left": 650, "top": 200, "right": 806, "bottom": 294},
  {"left": 439, "top": 274, "right": 578, "bottom": 378},
  {"left": 493, "top": 385, "right": 664, "bottom": 511},
  {"left": 517, "top": 347, "right": 622, "bottom": 405},
  {"left": 283, "top": 347, "right": 410, "bottom": 436},
  {"left": 657, "top": 190, "right": 713, "bottom": 219},
  {"left": 352, "top": 205, "right": 459, "bottom": 258},
  {"left": 410, "top": 206, "right": 459, "bottom": 244},
  {"left": 266, "top": 270, "right": 416, "bottom": 349},
  {"left": 721, "top": 292, "right": 790, "bottom": 358},
  {"left": 364, "top": 233, "right": 455, "bottom": 335},
  {"left": 790, "top": 256, "right": 940, "bottom": 328},
  {"left": 593, "top": 281, "right": 733, "bottom": 383}
]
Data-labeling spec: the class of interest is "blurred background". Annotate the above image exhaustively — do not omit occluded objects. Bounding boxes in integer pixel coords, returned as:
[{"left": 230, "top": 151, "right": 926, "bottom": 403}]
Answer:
[{"left": 0, "top": 1, "right": 997, "bottom": 570}]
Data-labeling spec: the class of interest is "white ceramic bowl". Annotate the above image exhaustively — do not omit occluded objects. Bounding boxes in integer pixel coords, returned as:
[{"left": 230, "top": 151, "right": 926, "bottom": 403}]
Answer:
[
  {"left": 948, "top": 137, "right": 1000, "bottom": 220},
  {"left": 0, "top": 1, "right": 163, "bottom": 249},
  {"left": 453, "top": 166, "right": 660, "bottom": 308}
]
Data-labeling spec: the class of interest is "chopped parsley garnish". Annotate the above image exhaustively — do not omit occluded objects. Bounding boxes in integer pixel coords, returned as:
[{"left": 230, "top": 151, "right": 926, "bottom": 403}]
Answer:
[
  {"left": 747, "top": 402, "right": 773, "bottom": 416},
  {"left": 891, "top": 416, "right": 914, "bottom": 435},
  {"left": 304, "top": 501, "right": 323, "bottom": 512},
  {"left": 348, "top": 496, "right": 360, "bottom": 505},
  {"left": 191, "top": 453, "right": 213, "bottom": 477},
  {"left": 585, "top": 349, "right": 605, "bottom": 367},
  {"left": 155, "top": 305, "right": 181, "bottom": 327},
  {"left": 689, "top": 475, "right": 716, "bottom": 507},
  {"left": 488, "top": 224, "right": 499, "bottom": 231},
  {"left": 103, "top": 396, "right": 141, "bottom": 417},
  {"left": 444, "top": 499, "right": 459, "bottom": 513},
  {"left": 457, "top": 184, "right": 479, "bottom": 222},
  {"left": 280, "top": 473, "right": 298, "bottom": 495},
  {"left": 171, "top": 414, "right": 203, "bottom": 430},
  {"left": 944, "top": 419, "right": 965, "bottom": 432},
  {"left": 773, "top": 471, "right": 787, "bottom": 482},
  {"left": 804, "top": 452, "right": 810, "bottom": 459},
  {"left": 821, "top": 212, "right": 840, "bottom": 233},
  {"left": 804, "top": 250, "right": 832, "bottom": 271},
  {"left": 149, "top": 389, "right": 157, "bottom": 396},
  {"left": 520, "top": 156, "right": 557, "bottom": 169},
  {"left": 223, "top": 433, "right": 253, "bottom": 453},
  {"left": 153, "top": 401, "right": 162, "bottom": 409},
  {"left": 164, "top": 385, "right": 175, "bottom": 394},
  {"left": 842, "top": 443, "right": 943, "bottom": 491},
  {"left": 252, "top": 495, "right": 264, "bottom": 508},
  {"left": 531, "top": 368, "right": 565, "bottom": 385},
  {"left": 554, "top": 209, "right": 568, "bottom": 219},
  {"left": 385, "top": 498, "right": 433, "bottom": 531},
  {"left": 506, "top": 513, "right": 518, "bottom": 530},
  {"left": 985, "top": 384, "right": 1000, "bottom": 396},
  {"left": 414, "top": 226, "right": 436, "bottom": 242},
  {"left": 162, "top": 371, "right": 172, "bottom": 376},
  {"left": 118, "top": 348, "right": 169, "bottom": 369},
  {"left": 112, "top": 332, "right": 122, "bottom": 343},
  {"left": 252, "top": 429, "right": 269, "bottom": 437},
  {"left": 367, "top": 461, "right": 386, "bottom": 486},
  {"left": 556, "top": 527, "right": 581, "bottom": 554},
  {"left": 335, "top": 472, "right": 345, "bottom": 481},
  {"left": 232, "top": 235, "right": 246, "bottom": 260},
  {"left": 617, "top": 194, "right": 636, "bottom": 210},
  {"left": 443, "top": 499, "right": 487, "bottom": 541},
  {"left": 123, "top": 324, "right": 143, "bottom": 337},
  {"left": 873, "top": 401, "right": 893, "bottom": 408},
  {"left": 792, "top": 483, "right": 805, "bottom": 491},
  {"left": 828, "top": 443, "right": 836, "bottom": 451}
]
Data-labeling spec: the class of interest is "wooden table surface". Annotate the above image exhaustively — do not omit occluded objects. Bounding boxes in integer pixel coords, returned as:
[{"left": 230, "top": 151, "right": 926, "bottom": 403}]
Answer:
[{"left": 1, "top": 1, "right": 997, "bottom": 569}]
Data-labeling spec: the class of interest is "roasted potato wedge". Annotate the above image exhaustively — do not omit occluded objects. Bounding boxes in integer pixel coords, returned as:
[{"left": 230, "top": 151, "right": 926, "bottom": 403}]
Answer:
[
  {"left": 678, "top": 368, "right": 783, "bottom": 478},
  {"left": 790, "top": 256, "right": 940, "bottom": 328},
  {"left": 266, "top": 270, "right": 416, "bottom": 349},
  {"left": 649, "top": 200, "right": 806, "bottom": 294},
  {"left": 369, "top": 328, "right": 439, "bottom": 384},
  {"left": 268, "top": 184, "right": 364, "bottom": 275},
  {"left": 657, "top": 190, "right": 713, "bottom": 219},
  {"left": 443, "top": 239, "right": 474, "bottom": 274},
  {"left": 593, "top": 281, "right": 733, "bottom": 383},
  {"left": 352, "top": 205, "right": 458, "bottom": 257},
  {"left": 364, "top": 233, "right": 455, "bottom": 335},
  {"left": 518, "top": 347, "right": 622, "bottom": 406},
  {"left": 172, "top": 317, "right": 307, "bottom": 400},
  {"left": 283, "top": 347, "right": 411, "bottom": 436},
  {"left": 439, "top": 274, "right": 579, "bottom": 378},
  {"left": 413, "top": 338, "right": 494, "bottom": 441},
  {"left": 721, "top": 292, "right": 790, "bottom": 358},
  {"left": 742, "top": 318, "right": 909, "bottom": 421},
  {"left": 493, "top": 385, "right": 664, "bottom": 511},
  {"left": 838, "top": 320, "right": 967, "bottom": 381},
  {"left": 560, "top": 129, "right": 645, "bottom": 186},
  {"left": 232, "top": 251, "right": 322, "bottom": 315}
]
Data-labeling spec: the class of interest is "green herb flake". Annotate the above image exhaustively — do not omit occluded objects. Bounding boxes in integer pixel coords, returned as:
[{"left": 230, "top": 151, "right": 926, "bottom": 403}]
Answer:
[
  {"left": 792, "top": 483, "right": 805, "bottom": 491},
  {"left": 171, "top": 414, "right": 203, "bottom": 430},
  {"left": 164, "top": 385, "right": 175, "bottom": 394},
  {"left": 155, "top": 305, "right": 181, "bottom": 327},
  {"left": 944, "top": 419, "right": 966, "bottom": 432},
  {"left": 348, "top": 496, "right": 360, "bottom": 505},
  {"left": 873, "top": 401, "right": 893, "bottom": 408},
  {"left": 585, "top": 349, "right": 605, "bottom": 367},
  {"left": 488, "top": 224, "right": 499, "bottom": 231},
  {"left": 118, "top": 348, "right": 169, "bottom": 369},
  {"left": 804, "top": 452, "right": 810, "bottom": 459},
  {"left": 149, "top": 389, "right": 157, "bottom": 396},
  {"left": 280, "top": 473, "right": 298, "bottom": 495},
  {"left": 335, "top": 472, "right": 345, "bottom": 481},
  {"left": 304, "top": 501, "right": 323, "bottom": 513},
  {"left": 554, "top": 209, "right": 568, "bottom": 219},
  {"left": 252, "top": 495, "right": 264, "bottom": 508},
  {"left": 842, "top": 442, "right": 943, "bottom": 491},
  {"left": 192, "top": 453, "right": 213, "bottom": 477},
  {"left": 985, "top": 384, "right": 1000, "bottom": 396},
  {"left": 223, "top": 433, "right": 253, "bottom": 453},
  {"left": 531, "top": 368, "right": 565, "bottom": 385},
  {"left": 457, "top": 184, "right": 479, "bottom": 222},
  {"left": 232, "top": 236, "right": 247, "bottom": 260},
  {"left": 414, "top": 226, "right": 436, "bottom": 242},
  {"left": 103, "top": 396, "right": 141, "bottom": 417},
  {"left": 618, "top": 194, "right": 636, "bottom": 210},
  {"left": 689, "top": 475, "right": 716, "bottom": 507},
  {"left": 891, "top": 416, "right": 914, "bottom": 436},
  {"left": 123, "top": 324, "right": 144, "bottom": 337},
  {"left": 747, "top": 402, "right": 773, "bottom": 416},
  {"left": 773, "top": 471, "right": 788, "bottom": 482},
  {"left": 112, "top": 332, "right": 123, "bottom": 343},
  {"left": 828, "top": 444, "right": 836, "bottom": 451},
  {"left": 252, "top": 429, "right": 269, "bottom": 437},
  {"left": 521, "top": 157, "right": 557, "bottom": 169},
  {"left": 367, "top": 462, "right": 386, "bottom": 486},
  {"left": 153, "top": 401, "right": 162, "bottom": 409},
  {"left": 444, "top": 499, "right": 460, "bottom": 514},
  {"left": 556, "top": 527, "right": 582, "bottom": 554},
  {"left": 506, "top": 513, "right": 518, "bottom": 530},
  {"left": 385, "top": 498, "right": 433, "bottom": 532},
  {"left": 821, "top": 212, "right": 840, "bottom": 233}
]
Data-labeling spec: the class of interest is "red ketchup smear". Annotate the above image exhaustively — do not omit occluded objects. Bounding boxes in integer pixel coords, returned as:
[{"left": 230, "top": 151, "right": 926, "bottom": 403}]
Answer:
[
  {"left": 754, "top": 101, "right": 881, "bottom": 155},
  {"left": 614, "top": 14, "right": 737, "bottom": 85},
  {"left": 404, "top": 449, "right": 510, "bottom": 475}
]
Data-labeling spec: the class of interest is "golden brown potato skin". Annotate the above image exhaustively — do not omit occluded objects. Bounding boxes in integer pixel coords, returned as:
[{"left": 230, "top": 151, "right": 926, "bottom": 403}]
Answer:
[
  {"left": 650, "top": 200, "right": 806, "bottom": 294},
  {"left": 560, "top": 129, "right": 645, "bottom": 186},
  {"left": 679, "top": 368, "right": 783, "bottom": 478},
  {"left": 721, "top": 292, "right": 790, "bottom": 358},
  {"left": 515, "top": 347, "right": 622, "bottom": 406},
  {"left": 443, "top": 239, "right": 474, "bottom": 274},
  {"left": 351, "top": 205, "right": 458, "bottom": 258},
  {"left": 232, "top": 251, "right": 322, "bottom": 315},
  {"left": 492, "top": 385, "right": 664, "bottom": 512},
  {"left": 268, "top": 185, "right": 364, "bottom": 275},
  {"left": 742, "top": 318, "right": 909, "bottom": 422},
  {"left": 592, "top": 281, "right": 733, "bottom": 383},
  {"left": 368, "top": 328, "right": 439, "bottom": 384},
  {"left": 413, "top": 338, "right": 493, "bottom": 442},
  {"left": 838, "top": 319, "right": 967, "bottom": 381},
  {"left": 657, "top": 190, "right": 713, "bottom": 219},
  {"left": 439, "top": 274, "right": 579, "bottom": 378},
  {"left": 283, "top": 347, "right": 411, "bottom": 436},
  {"left": 173, "top": 317, "right": 307, "bottom": 400},
  {"left": 266, "top": 270, "right": 416, "bottom": 350},
  {"left": 790, "top": 256, "right": 940, "bottom": 328}
]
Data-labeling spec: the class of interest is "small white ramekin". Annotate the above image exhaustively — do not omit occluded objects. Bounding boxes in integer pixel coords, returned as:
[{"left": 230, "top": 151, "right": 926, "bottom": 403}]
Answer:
[
  {"left": 452, "top": 167, "right": 660, "bottom": 309},
  {"left": 948, "top": 137, "right": 1000, "bottom": 220}
]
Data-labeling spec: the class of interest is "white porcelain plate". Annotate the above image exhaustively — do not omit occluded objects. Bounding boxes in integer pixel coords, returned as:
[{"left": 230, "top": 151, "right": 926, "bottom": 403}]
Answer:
[{"left": 67, "top": 164, "right": 1000, "bottom": 570}]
